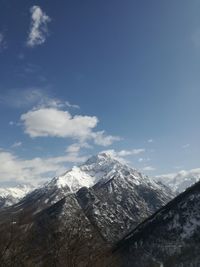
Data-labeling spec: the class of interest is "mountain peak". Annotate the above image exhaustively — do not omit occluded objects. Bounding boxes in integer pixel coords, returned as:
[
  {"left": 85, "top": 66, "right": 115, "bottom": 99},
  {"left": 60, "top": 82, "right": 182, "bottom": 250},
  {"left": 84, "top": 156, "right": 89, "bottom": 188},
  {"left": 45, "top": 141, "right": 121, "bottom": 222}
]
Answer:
[{"left": 51, "top": 152, "right": 121, "bottom": 192}]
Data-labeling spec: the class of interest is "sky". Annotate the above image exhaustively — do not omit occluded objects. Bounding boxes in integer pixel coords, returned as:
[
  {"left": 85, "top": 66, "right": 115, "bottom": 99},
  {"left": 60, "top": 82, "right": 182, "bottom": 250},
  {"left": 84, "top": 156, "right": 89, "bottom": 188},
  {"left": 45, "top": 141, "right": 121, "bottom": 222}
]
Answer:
[{"left": 0, "top": 0, "right": 200, "bottom": 186}]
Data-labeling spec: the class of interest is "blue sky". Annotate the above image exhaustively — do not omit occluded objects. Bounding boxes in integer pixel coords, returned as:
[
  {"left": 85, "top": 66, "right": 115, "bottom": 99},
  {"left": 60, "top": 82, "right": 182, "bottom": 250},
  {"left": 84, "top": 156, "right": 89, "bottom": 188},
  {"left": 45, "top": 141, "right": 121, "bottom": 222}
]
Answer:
[{"left": 0, "top": 0, "right": 200, "bottom": 186}]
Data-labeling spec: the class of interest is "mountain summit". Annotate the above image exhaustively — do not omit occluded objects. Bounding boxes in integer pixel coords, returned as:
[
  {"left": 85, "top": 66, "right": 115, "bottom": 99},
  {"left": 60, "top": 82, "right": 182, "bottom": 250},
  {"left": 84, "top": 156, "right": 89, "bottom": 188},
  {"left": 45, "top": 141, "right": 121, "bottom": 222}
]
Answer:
[
  {"left": 50, "top": 152, "right": 121, "bottom": 192},
  {"left": 50, "top": 152, "right": 152, "bottom": 193}
]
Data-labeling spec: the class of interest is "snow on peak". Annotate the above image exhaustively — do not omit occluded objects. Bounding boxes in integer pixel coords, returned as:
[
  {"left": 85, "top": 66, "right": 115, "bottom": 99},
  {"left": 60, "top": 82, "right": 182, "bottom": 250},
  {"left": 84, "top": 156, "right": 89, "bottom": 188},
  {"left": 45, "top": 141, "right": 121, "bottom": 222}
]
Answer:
[
  {"left": 55, "top": 166, "right": 95, "bottom": 192},
  {"left": 53, "top": 153, "right": 121, "bottom": 192},
  {"left": 52, "top": 152, "right": 150, "bottom": 193},
  {"left": 0, "top": 184, "right": 34, "bottom": 199},
  {"left": 0, "top": 184, "right": 35, "bottom": 207}
]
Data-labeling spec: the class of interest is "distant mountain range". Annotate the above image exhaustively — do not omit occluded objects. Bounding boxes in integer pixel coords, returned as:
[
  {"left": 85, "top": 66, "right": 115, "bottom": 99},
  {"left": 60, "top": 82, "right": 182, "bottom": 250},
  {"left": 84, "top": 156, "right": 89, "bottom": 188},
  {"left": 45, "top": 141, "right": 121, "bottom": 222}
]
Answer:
[
  {"left": 155, "top": 168, "right": 200, "bottom": 193},
  {"left": 0, "top": 184, "right": 34, "bottom": 208}
]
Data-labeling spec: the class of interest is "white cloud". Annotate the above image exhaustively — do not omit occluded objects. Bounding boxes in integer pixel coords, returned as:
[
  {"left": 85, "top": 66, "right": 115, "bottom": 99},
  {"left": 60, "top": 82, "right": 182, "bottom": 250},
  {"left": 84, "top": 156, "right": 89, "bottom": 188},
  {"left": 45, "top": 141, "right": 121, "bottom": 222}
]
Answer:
[
  {"left": 21, "top": 108, "right": 98, "bottom": 138},
  {"left": 66, "top": 143, "right": 82, "bottom": 154},
  {"left": 0, "top": 149, "right": 87, "bottom": 185},
  {"left": 176, "top": 168, "right": 200, "bottom": 178},
  {"left": 117, "top": 149, "right": 145, "bottom": 156},
  {"left": 3, "top": 89, "right": 119, "bottom": 147},
  {"left": 27, "top": 5, "right": 51, "bottom": 47},
  {"left": 65, "top": 142, "right": 91, "bottom": 164},
  {"left": 91, "top": 131, "right": 121, "bottom": 146},
  {"left": 148, "top": 139, "right": 153, "bottom": 143},
  {"left": 101, "top": 148, "right": 145, "bottom": 163},
  {"left": 20, "top": 107, "right": 120, "bottom": 146},
  {"left": 156, "top": 172, "right": 176, "bottom": 180},
  {"left": 11, "top": 141, "right": 22, "bottom": 148},
  {"left": 66, "top": 142, "right": 91, "bottom": 154},
  {"left": 157, "top": 168, "right": 200, "bottom": 181},
  {"left": 143, "top": 166, "right": 156, "bottom": 171}
]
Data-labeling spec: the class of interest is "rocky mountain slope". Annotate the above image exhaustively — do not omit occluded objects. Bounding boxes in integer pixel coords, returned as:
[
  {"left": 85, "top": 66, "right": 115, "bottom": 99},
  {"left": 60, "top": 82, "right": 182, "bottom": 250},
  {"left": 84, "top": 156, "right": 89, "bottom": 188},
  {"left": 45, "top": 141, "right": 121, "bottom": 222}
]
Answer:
[
  {"left": 0, "top": 153, "right": 173, "bottom": 266},
  {"left": 115, "top": 180, "right": 200, "bottom": 267},
  {"left": 76, "top": 154, "right": 173, "bottom": 241}
]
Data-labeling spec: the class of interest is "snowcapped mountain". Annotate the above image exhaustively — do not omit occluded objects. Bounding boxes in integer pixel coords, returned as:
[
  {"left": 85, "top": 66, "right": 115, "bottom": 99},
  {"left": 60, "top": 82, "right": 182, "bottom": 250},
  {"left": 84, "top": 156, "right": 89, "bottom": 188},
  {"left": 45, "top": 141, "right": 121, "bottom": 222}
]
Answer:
[
  {"left": 75, "top": 153, "right": 174, "bottom": 241},
  {"left": 156, "top": 168, "right": 200, "bottom": 193},
  {"left": 50, "top": 152, "right": 146, "bottom": 192},
  {"left": 0, "top": 153, "right": 174, "bottom": 265},
  {"left": 22, "top": 152, "right": 173, "bottom": 222},
  {"left": 50, "top": 152, "right": 171, "bottom": 193},
  {"left": 2, "top": 153, "right": 173, "bottom": 239},
  {"left": 115, "top": 180, "right": 200, "bottom": 267},
  {"left": 0, "top": 184, "right": 34, "bottom": 208}
]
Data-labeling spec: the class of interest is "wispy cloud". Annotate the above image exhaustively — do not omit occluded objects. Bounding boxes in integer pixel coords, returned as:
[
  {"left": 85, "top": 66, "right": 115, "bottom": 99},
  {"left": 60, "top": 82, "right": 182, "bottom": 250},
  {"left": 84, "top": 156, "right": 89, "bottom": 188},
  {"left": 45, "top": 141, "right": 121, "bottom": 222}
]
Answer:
[
  {"left": 65, "top": 101, "right": 80, "bottom": 109},
  {"left": 17, "top": 53, "right": 25, "bottom": 60},
  {"left": 0, "top": 33, "right": 6, "bottom": 51},
  {"left": 66, "top": 142, "right": 91, "bottom": 154},
  {"left": 0, "top": 89, "right": 79, "bottom": 110},
  {"left": 0, "top": 89, "right": 44, "bottom": 108},
  {"left": 91, "top": 131, "right": 121, "bottom": 146},
  {"left": 147, "top": 139, "right": 153, "bottom": 143},
  {"left": 27, "top": 5, "right": 51, "bottom": 47},
  {"left": 138, "top": 157, "right": 150, "bottom": 163},
  {"left": 143, "top": 166, "right": 156, "bottom": 171},
  {"left": 101, "top": 148, "right": 145, "bottom": 163},
  {"left": 9, "top": 121, "right": 15, "bottom": 126},
  {"left": 174, "top": 165, "right": 183, "bottom": 170},
  {"left": 11, "top": 141, "right": 22, "bottom": 148},
  {"left": 182, "top": 144, "right": 190, "bottom": 149}
]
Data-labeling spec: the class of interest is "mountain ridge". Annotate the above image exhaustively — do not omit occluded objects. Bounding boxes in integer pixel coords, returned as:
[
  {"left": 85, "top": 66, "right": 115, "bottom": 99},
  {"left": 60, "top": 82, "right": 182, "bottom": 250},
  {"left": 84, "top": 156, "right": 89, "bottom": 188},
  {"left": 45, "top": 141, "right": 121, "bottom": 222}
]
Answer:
[{"left": 114, "top": 179, "right": 200, "bottom": 266}]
